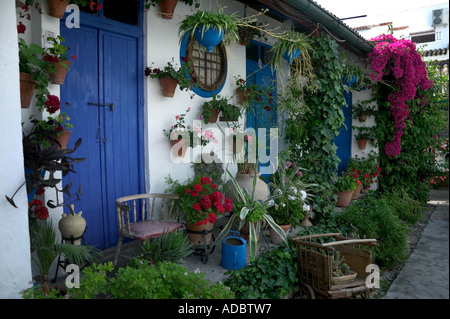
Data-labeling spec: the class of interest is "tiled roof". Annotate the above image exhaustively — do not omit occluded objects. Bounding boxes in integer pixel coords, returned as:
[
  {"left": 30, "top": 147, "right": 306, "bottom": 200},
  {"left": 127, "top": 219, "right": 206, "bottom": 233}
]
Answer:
[{"left": 423, "top": 47, "right": 449, "bottom": 57}]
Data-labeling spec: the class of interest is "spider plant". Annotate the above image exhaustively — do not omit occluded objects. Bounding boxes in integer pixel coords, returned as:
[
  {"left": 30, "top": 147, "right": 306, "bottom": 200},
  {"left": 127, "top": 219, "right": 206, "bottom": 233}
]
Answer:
[
  {"left": 178, "top": 7, "right": 240, "bottom": 46},
  {"left": 269, "top": 30, "right": 315, "bottom": 90},
  {"left": 212, "top": 168, "right": 286, "bottom": 257}
]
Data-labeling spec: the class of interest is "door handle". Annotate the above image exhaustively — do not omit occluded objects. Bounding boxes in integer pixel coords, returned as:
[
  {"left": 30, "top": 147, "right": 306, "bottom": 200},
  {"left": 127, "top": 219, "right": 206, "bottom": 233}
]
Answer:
[{"left": 88, "top": 102, "right": 114, "bottom": 111}]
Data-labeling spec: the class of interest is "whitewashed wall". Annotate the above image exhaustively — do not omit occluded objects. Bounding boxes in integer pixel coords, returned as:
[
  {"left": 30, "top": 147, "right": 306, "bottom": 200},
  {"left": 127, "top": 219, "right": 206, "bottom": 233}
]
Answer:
[
  {"left": 144, "top": 1, "right": 289, "bottom": 193},
  {"left": 0, "top": 0, "right": 33, "bottom": 299}
]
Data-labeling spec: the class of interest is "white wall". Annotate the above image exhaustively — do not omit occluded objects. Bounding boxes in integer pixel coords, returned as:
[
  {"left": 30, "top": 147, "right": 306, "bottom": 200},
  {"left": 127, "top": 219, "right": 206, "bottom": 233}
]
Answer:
[
  {"left": 144, "top": 1, "right": 288, "bottom": 193},
  {"left": 0, "top": 0, "right": 33, "bottom": 299}
]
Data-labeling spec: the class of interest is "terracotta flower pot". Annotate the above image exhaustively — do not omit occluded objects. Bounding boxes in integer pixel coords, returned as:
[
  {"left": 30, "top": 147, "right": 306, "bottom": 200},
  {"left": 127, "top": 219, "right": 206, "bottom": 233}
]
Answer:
[
  {"left": 171, "top": 139, "right": 187, "bottom": 157},
  {"left": 186, "top": 221, "right": 214, "bottom": 246},
  {"left": 49, "top": 60, "right": 71, "bottom": 85},
  {"left": 206, "top": 108, "right": 219, "bottom": 123},
  {"left": 236, "top": 88, "right": 249, "bottom": 104},
  {"left": 357, "top": 138, "right": 367, "bottom": 150},
  {"left": 159, "top": 77, "right": 177, "bottom": 97},
  {"left": 159, "top": 0, "right": 179, "bottom": 19},
  {"left": 336, "top": 190, "right": 354, "bottom": 207},
  {"left": 55, "top": 131, "right": 72, "bottom": 150},
  {"left": 47, "top": 0, "right": 69, "bottom": 19},
  {"left": 269, "top": 224, "right": 291, "bottom": 245},
  {"left": 20, "top": 72, "right": 37, "bottom": 108},
  {"left": 352, "top": 183, "right": 362, "bottom": 200},
  {"left": 358, "top": 111, "right": 367, "bottom": 122}
]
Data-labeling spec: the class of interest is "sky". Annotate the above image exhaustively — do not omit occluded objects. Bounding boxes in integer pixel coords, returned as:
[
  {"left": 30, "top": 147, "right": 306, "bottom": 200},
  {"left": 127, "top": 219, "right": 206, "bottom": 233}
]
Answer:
[{"left": 313, "top": 0, "right": 448, "bottom": 27}]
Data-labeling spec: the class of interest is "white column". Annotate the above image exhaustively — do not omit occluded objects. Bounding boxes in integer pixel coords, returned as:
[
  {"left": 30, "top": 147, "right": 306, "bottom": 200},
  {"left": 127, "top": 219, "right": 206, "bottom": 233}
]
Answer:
[{"left": 0, "top": 0, "right": 33, "bottom": 298}]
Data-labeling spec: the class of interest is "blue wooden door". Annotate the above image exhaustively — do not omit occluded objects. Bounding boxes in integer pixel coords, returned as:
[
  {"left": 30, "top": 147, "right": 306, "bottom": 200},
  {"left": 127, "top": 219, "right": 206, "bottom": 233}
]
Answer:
[
  {"left": 335, "top": 91, "right": 353, "bottom": 175},
  {"left": 245, "top": 43, "right": 277, "bottom": 181},
  {"left": 60, "top": 11, "right": 144, "bottom": 249}
]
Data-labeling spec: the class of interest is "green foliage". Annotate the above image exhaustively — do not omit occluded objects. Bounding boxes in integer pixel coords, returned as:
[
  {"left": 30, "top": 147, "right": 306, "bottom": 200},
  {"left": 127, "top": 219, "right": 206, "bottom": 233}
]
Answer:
[
  {"left": 285, "top": 33, "right": 347, "bottom": 220},
  {"left": 331, "top": 251, "right": 351, "bottom": 277},
  {"left": 224, "top": 241, "right": 298, "bottom": 299},
  {"left": 335, "top": 192, "right": 408, "bottom": 268},
  {"left": 192, "top": 152, "right": 224, "bottom": 186},
  {"left": 67, "top": 262, "right": 114, "bottom": 299},
  {"left": 109, "top": 261, "right": 233, "bottom": 299},
  {"left": 144, "top": 0, "right": 199, "bottom": 9},
  {"left": 201, "top": 94, "right": 242, "bottom": 123},
  {"left": 335, "top": 173, "right": 358, "bottom": 192},
  {"left": 381, "top": 188, "right": 424, "bottom": 225},
  {"left": 139, "top": 230, "right": 193, "bottom": 264}
]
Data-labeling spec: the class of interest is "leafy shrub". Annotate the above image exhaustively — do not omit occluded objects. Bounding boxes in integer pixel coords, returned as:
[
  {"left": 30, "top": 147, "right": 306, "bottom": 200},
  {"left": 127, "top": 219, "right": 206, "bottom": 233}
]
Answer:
[
  {"left": 336, "top": 192, "right": 408, "bottom": 268},
  {"left": 66, "top": 261, "right": 233, "bottom": 299},
  {"left": 224, "top": 241, "right": 298, "bottom": 298},
  {"left": 382, "top": 188, "right": 424, "bottom": 225},
  {"left": 109, "top": 260, "right": 233, "bottom": 299}
]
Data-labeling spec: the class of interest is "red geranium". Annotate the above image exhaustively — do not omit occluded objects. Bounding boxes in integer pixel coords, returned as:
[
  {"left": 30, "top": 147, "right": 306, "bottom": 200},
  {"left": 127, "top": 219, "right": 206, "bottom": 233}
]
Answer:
[
  {"left": 178, "top": 176, "right": 233, "bottom": 225},
  {"left": 45, "top": 94, "right": 61, "bottom": 114}
]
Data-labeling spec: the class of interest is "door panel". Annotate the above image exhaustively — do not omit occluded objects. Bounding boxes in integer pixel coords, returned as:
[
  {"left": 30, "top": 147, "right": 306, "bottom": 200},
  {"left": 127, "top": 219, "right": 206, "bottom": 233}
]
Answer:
[
  {"left": 61, "top": 26, "right": 143, "bottom": 249},
  {"left": 335, "top": 91, "right": 353, "bottom": 175}
]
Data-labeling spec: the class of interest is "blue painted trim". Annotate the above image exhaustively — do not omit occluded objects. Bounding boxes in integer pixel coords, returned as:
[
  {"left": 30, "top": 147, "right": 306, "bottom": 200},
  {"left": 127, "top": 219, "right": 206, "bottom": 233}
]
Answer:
[{"left": 180, "top": 34, "right": 227, "bottom": 98}]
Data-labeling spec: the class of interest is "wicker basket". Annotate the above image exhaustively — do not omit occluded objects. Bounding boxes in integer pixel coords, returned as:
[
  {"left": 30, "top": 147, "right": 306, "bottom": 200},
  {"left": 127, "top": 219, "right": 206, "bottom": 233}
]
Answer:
[{"left": 332, "top": 271, "right": 357, "bottom": 284}]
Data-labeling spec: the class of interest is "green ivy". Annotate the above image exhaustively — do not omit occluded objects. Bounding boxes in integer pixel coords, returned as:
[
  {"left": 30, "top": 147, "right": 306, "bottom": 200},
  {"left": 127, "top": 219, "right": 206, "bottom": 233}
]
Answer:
[{"left": 285, "top": 33, "right": 347, "bottom": 219}]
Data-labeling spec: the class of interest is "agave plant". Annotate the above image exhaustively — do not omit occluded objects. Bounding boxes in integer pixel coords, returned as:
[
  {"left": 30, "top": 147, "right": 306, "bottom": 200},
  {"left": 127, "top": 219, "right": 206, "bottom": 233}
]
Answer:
[
  {"left": 213, "top": 168, "right": 286, "bottom": 257},
  {"left": 140, "top": 230, "right": 193, "bottom": 264}
]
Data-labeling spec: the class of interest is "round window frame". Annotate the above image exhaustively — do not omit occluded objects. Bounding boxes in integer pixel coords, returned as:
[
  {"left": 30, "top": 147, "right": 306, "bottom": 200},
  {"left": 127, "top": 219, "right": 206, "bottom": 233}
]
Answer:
[{"left": 180, "top": 35, "right": 227, "bottom": 98}]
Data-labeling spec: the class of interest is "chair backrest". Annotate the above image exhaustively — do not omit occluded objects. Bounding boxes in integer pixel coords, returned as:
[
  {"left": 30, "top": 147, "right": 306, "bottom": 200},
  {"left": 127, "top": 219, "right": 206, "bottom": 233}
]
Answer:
[{"left": 116, "top": 193, "right": 180, "bottom": 234}]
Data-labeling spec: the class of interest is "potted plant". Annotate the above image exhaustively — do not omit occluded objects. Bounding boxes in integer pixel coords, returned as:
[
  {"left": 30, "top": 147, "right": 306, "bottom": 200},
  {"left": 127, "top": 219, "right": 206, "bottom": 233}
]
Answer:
[
  {"left": 18, "top": 38, "right": 47, "bottom": 108},
  {"left": 45, "top": 0, "right": 101, "bottom": 19},
  {"left": 335, "top": 173, "right": 358, "bottom": 207},
  {"left": 145, "top": 57, "right": 197, "bottom": 97},
  {"left": 237, "top": 20, "right": 267, "bottom": 46},
  {"left": 331, "top": 251, "right": 357, "bottom": 284},
  {"left": 353, "top": 126, "right": 375, "bottom": 150},
  {"left": 163, "top": 107, "right": 216, "bottom": 157},
  {"left": 54, "top": 103, "right": 73, "bottom": 150},
  {"left": 213, "top": 169, "right": 286, "bottom": 257},
  {"left": 201, "top": 94, "right": 242, "bottom": 124},
  {"left": 178, "top": 7, "right": 240, "bottom": 52},
  {"left": 30, "top": 218, "right": 98, "bottom": 294},
  {"left": 346, "top": 152, "right": 381, "bottom": 191},
  {"left": 44, "top": 35, "right": 76, "bottom": 85},
  {"left": 144, "top": 0, "right": 199, "bottom": 19},
  {"left": 167, "top": 175, "right": 233, "bottom": 246},
  {"left": 269, "top": 30, "right": 314, "bottom": 81},
  {"left": 267, "top": 156, "right": 318, "bottom": 244},
  {"left": 351, "top": 99, "right": 376, "bottom": 122}
]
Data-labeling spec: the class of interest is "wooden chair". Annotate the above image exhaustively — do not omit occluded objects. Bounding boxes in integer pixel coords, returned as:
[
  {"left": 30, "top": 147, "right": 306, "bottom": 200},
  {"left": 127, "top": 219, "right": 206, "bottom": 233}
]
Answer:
[{"left": 114, "top": 193, "right": 183, "bottom": 266}]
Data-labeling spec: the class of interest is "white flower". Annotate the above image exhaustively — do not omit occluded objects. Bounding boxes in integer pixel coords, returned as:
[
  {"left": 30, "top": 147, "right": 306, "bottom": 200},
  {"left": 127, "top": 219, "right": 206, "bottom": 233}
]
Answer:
[
  {"left": 300, "top": 190, "right": 307, "bottom": 201},
  {"left": 290, "top": 186, "right": 298, "bottom": 194},
  {"left": 303, "top": 204, "right": 310, "bottom": 212},
  {"left": 275, "top": 188, "right": 282, "bottom": 195},
  {"left": 282, "top": 203, "right": 286, "bottom": 207},
  {"left": 267, "top": 199, "right": 275, "bottom": 206},
  {"left": 288, "top": 195, "right": 296, "bottom": 201}
]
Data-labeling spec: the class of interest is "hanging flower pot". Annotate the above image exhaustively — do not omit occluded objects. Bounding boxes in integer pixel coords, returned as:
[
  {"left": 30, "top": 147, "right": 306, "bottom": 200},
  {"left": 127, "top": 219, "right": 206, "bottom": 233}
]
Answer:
[
  {"left": 171, "top": 139, "right": 187, "bottom": 157},
  {"left": 47, "top": 0, "right": 69, "bottom": 19},
  {"left": 357, "top": 138, "right": 368, "bottom": 150},
  {"left": 282, "top": 49, "right": 301, "bottom": 64},
  {"left": 48, "top": 60, "right": 71, "bottom": 85},
  {"left": 159, "top": 0, "right": 179, "bottom": 19},
  {"left": 159, "top": 77, "right": 177, "bottom": 97},
  {"left": 342, "top": 75, "right": 357, "bottom": 86},
  {"left": 55, "top": 130, "right": 72, "bottom": 150},
  {"left": 207, "top": 108, "right": 220, "bottom": 123},
  {"left": 20, "top": 72, "right": 36, "bottom": 108},
  {"left": 358, "top": 111, "right": 367, "bottom": 122},
  {"left": 194, "top": 27, "right": 224, "bottom": 52}
]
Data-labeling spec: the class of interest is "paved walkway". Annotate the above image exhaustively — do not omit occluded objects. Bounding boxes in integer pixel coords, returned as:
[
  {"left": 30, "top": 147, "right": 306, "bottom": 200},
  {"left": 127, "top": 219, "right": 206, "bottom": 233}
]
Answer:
[{"left": 384, "top": 187, "right": 449, "bottom": 299}]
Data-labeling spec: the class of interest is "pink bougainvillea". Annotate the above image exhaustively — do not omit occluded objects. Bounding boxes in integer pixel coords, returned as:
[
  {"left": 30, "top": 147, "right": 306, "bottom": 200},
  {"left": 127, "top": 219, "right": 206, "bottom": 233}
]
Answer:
[{"left": 368, "top": 34, "right": 431, "bottom": 157}]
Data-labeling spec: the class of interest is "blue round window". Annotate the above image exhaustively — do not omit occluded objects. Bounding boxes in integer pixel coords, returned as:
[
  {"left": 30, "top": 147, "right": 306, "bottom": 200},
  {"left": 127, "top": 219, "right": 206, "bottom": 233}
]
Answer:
[{"left": 180, "top": 35, "right": 227, "bottom": 98}]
